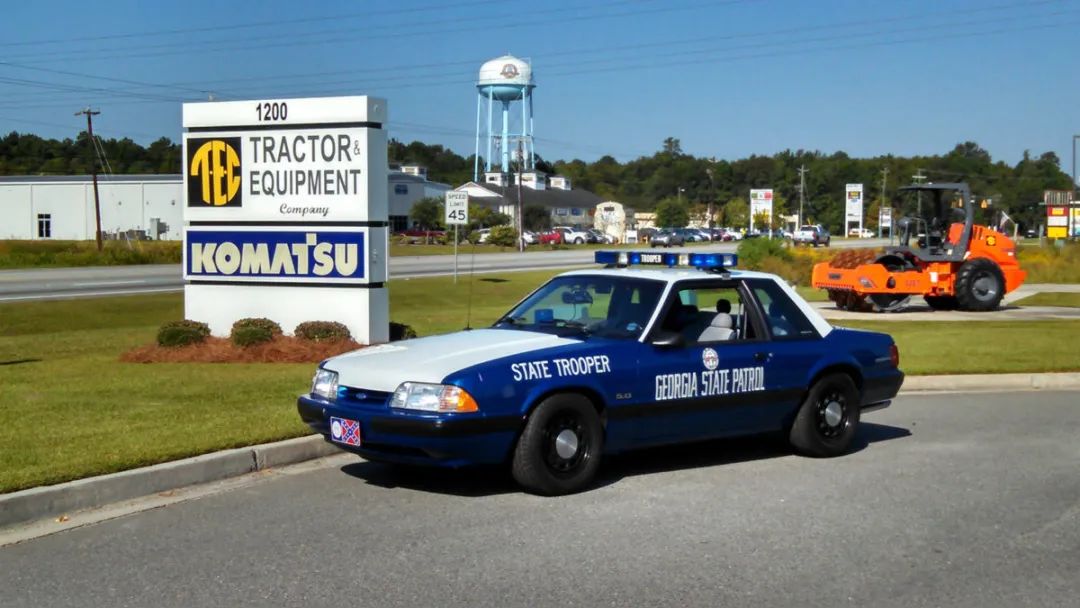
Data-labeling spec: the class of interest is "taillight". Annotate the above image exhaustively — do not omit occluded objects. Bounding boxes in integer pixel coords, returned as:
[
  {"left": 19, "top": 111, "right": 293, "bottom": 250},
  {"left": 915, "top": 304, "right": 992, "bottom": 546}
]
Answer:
[{"left": 889, "top": 344, "right": 900, "bottom": 368}]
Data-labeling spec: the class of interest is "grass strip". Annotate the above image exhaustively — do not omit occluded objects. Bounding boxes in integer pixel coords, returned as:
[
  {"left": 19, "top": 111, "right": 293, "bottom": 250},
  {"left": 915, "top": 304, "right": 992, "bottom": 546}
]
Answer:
[{"left": 1011, "top": 292, "right": 1080, "bottom": 308}]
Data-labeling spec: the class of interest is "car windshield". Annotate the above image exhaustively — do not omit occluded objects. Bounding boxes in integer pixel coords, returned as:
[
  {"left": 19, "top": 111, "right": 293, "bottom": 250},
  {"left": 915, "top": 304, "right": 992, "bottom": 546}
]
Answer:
[
  {"left": 800, "top": 226, "right": 816, "bottom": 231},
  {"left": 494, "top": 275, "right": 665, "bottom": 339}
]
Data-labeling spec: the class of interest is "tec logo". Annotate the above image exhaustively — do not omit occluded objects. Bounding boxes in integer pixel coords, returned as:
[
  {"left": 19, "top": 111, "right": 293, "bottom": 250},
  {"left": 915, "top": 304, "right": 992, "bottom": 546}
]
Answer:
[
  {"left": 702, "top": 348, "right": 719, "bottom": 371},
  {"left": 187, "top": 137, "right": 242, "bottom": 207}
]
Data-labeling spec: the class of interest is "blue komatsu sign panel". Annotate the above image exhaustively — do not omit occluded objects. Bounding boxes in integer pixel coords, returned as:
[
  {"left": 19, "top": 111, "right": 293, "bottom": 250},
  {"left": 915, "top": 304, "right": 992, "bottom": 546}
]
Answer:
[
  {"left": 185, "top": 228, "right": 365, "bottom": 281},
  {"left": 295, "top": 264, "right": 904, "bottom": 492}
]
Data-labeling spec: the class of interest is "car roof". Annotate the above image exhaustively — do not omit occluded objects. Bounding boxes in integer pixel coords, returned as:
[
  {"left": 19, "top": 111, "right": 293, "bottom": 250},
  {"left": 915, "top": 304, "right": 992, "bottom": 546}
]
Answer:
[{"left": 557, "top": 266, "right": 777, "bottom": 283}]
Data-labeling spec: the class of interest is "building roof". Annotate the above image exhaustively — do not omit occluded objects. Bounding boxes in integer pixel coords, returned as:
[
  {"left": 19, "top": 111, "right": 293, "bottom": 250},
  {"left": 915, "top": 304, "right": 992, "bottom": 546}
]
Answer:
[
  {"left": 460, "top": 182, "right": 603, "bottom": 209},
  {"left": 0, "top": 174, "right": 182, "bottom": 184}
]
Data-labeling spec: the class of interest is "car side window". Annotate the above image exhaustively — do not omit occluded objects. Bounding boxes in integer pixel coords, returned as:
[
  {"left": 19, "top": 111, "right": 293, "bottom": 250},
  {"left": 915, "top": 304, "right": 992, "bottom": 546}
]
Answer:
[
  {"left": 658, "top": 283, "right": 758, "bottom": 344},
  {"left": 748, "top": 280, "right": 819, "bottom": 340}
]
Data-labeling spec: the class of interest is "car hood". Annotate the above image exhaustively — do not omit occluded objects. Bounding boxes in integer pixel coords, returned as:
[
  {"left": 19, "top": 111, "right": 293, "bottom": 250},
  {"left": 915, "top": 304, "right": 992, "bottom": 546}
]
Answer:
[{"left": 322, "top": 329, "right": 580, "bottom": 392}]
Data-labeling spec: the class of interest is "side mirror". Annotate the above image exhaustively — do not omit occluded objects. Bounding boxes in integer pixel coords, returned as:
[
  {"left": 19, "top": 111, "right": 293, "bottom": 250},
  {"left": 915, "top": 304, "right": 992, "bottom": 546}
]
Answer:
[{"left": 650, "top": 330, "right": 685, "bottom": 348}]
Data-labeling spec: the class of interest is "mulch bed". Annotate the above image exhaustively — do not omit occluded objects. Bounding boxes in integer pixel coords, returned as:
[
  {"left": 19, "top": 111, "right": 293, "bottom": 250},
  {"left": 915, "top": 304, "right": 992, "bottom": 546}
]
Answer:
[{"left": 120, "top": 336, "right": 363, "bottom": 364}]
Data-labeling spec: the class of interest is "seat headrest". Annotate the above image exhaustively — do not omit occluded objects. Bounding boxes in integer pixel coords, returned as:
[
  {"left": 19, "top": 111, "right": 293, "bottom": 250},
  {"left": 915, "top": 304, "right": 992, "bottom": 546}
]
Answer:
[{"left": 710, "top": 313, "right": 733, "bottom": 329}]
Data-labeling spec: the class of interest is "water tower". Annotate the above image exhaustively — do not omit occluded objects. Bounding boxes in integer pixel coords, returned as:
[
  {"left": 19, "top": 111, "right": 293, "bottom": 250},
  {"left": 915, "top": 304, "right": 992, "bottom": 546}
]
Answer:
[{"left": 473, "top": 55, "right": 535, "bottom": 182}]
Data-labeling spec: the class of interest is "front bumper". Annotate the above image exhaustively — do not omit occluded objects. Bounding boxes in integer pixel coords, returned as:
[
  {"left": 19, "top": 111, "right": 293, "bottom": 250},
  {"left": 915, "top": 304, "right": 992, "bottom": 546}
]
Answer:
[{"left": 297, "top": 395, "right": 522, "bottom": 467}]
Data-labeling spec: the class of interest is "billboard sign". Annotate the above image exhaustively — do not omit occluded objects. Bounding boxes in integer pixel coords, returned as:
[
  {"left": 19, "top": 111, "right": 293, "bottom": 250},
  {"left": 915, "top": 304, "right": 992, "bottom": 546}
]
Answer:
[
  {"left": 749, "top": 188, "right": 773, "bottom": 232},
  {"left": 845, "top": 184, "right": 864, "bottom": 222}
]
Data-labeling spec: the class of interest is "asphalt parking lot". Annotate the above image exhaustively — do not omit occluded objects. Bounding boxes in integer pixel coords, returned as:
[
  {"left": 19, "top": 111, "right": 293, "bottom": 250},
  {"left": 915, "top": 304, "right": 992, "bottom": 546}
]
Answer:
[{"left": 3, "top": 390, "right": 1078, "bottom": 608}]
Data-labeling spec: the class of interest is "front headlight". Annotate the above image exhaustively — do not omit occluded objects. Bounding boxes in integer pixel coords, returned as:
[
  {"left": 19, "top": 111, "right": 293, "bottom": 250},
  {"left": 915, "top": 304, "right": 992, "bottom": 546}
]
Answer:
[
  {"left": 311, "top": 368, "right": 339, "bottom": 400},
  {"left": 390, "top": 382, "right": 479, "bottom": 413}
]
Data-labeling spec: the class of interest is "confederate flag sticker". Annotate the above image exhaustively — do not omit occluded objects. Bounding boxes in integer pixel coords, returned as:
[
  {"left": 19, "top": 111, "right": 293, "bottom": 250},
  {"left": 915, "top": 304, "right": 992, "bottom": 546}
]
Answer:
[{"left": 330, "top": 417, "right": 362, "bottom": 447}]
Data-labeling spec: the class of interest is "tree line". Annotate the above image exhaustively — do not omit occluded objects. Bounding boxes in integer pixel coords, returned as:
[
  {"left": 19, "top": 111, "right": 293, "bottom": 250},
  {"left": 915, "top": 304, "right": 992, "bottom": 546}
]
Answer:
[{"left": 2, "top": 130, "right": 1072, "bottom": 231}]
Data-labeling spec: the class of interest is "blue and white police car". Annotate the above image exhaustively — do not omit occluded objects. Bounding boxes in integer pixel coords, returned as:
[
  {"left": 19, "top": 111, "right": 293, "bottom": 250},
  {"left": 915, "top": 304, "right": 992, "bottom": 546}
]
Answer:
[{"left": 298, "top": 251, "right": 904, "bottom": 495}]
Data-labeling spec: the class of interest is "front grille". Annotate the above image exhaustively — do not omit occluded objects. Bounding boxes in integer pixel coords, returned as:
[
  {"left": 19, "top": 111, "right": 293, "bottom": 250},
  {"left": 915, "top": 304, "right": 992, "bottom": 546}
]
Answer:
[{"left": 337, "top": 387, "right": 392, "bottom": 407}]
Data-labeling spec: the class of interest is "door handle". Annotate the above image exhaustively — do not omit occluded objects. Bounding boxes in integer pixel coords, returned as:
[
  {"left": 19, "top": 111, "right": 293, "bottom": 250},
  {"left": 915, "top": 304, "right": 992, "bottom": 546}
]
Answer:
[{"left": 754, "top": 352, "right": 772, "bottom": 362}]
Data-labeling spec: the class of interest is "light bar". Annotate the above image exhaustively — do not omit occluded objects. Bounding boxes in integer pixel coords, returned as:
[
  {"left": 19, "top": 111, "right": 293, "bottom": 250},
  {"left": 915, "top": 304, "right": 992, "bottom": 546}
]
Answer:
[{"left": 594, "top": 251, "right": 737, "bottom": 269}]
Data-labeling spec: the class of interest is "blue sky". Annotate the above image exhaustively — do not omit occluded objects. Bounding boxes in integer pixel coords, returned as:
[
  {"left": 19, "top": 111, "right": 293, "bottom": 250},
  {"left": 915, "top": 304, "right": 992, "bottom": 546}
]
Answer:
[{"left": 1, "top": 0, "right": 1077, "bottom": 170}]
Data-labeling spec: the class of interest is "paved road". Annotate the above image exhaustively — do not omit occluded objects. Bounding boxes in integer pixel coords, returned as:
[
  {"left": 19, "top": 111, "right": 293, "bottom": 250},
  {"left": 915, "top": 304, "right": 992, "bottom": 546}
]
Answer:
[
  {"left": 0, "top": 239, "right": 889, "bottom": 302},
  {"left": 3, "top": 391, "right": 1078, "bottom": 607}
]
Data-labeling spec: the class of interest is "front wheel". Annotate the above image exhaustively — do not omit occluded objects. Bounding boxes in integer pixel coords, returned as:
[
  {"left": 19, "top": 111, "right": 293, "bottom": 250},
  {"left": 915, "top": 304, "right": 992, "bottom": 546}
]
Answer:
[
  {"left": 511, "top": 394, "right": 603, "bottom": 496},
  {"left": 789, "top": 373, "right": 861, "bottom": 457}
]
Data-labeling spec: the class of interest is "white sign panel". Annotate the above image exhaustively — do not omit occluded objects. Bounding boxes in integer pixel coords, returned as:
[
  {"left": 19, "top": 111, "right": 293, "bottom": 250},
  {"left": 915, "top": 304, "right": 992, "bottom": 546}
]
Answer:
[
  {"left": 749, "top": 188, "right": 773, "bottom": 232},
  {"left": 181, "top": 95, "right": 389, "bottom": 343},
  {"left": 445, "top": 191, "right": 469, "bottom": 225},
  {"left": 881, "top": 206, "right": 893, "bottom": 228},
  {"left": 845, "top": 184, "right": 864, "bottom": 222}
]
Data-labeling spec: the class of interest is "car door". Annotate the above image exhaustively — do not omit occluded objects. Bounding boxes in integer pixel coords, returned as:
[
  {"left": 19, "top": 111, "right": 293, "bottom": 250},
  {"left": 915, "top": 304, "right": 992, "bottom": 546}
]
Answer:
[{"left": 626, "top": 279, "right": 776, "bottom": 446}]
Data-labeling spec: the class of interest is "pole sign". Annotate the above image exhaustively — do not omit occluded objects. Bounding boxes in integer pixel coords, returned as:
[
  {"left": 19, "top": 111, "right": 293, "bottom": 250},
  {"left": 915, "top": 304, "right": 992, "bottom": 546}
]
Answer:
[
  {"left": 749, "top": 189, "right": 773, "bottom": 233},
  {"left": 182, "top": 96, "right": 389, "bottom": 343},
  {"left": 845, "top": 183, "right": 864, "bottom": 236},
  {"left": 880, "top": 206, "right": 893, "bottom": 228},
  {"left": 444, "top": 191, "right": 469, "bottom": 225}
]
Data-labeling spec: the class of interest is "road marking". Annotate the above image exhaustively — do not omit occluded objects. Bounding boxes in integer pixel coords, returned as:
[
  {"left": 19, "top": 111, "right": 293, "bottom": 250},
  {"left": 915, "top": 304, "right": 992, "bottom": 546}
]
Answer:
[
  {"left": 0, "top": 287, "right": 182, "bottom": 303},
  {"left": 70, "top": 280, "right": 151, "bottom": 287}
]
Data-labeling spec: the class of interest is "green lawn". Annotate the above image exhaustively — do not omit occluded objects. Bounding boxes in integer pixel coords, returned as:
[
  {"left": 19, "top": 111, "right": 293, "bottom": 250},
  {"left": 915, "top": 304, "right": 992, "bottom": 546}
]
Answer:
[
  {"left": 3, "top": 269, "right": 1079, "bottom": 493},
  {"left": 1011, "top": 292, "right": 1080, "bottom": 308}
]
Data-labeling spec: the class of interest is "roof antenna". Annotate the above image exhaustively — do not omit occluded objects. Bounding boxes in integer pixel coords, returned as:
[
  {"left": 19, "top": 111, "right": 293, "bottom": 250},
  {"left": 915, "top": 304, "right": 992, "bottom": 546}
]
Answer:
[{"left": 464, "top": 237, "right": 478, "bottom": 330}]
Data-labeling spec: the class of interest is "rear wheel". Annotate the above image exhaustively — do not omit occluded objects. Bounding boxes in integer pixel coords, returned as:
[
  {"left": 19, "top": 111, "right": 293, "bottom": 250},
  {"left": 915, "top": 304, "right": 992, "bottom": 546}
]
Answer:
[
  {"left": 790, "top": 374, "right": 861, "bottom": 457},
  {"left": 511, "top": 394, "right": 603, "bottom": 496},
  {"left": 955, "top": 258, "right": 1005, "bottom": 311}
]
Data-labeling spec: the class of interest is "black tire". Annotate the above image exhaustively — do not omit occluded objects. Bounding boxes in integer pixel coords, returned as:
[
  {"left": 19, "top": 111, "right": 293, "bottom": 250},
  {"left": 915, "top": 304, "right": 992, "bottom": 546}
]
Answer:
[
  {"left": 924, "top": 295, "right": 959, "bottom": 310},
  {"left": 789, "top": 373, "right": 861, "bottom": 457},
  {"left": 511, "top": 394, "right": 603, "bottom": 496},
  {"left": 574, "top": 237, "right": 584, "bottom": 245},
  {"left": 955, "top": 258, "right": 1005, "bottom": 311}
]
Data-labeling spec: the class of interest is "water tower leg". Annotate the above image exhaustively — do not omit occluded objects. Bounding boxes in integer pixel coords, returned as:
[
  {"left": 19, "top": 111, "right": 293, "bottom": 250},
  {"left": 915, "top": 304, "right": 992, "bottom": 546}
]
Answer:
[
  {"left": 474, "top": 93, "right": 482, "bottom": 182},
  {"left": 501, "top": 101, "right": 510, "bottom": 173},
  {"left": 486, "top": 89, "right": 494, "bottom": 174}
]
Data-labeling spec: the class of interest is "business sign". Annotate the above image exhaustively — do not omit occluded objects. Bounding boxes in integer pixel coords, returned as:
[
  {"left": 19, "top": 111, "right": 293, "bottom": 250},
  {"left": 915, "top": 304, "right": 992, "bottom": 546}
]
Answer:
[
  {"left": 1047, "top": 205, "right": 1069, "bottom": 239},
  {"left": 444, "top": 191, "right": 469, "bottom": 225},
  {"left": 845, "top": 184, "right": 864, "bottom": 222},
  {"left": 749, "top": 189, "right": 773, "bottom": 232},
  {"left": 183, "top": 227, "right": 368, "bottom": 284},
  {"left": 880, "top": 206, "right": 893, "bottom": 228},
  {"left": 182, "top": 96, "right": 389, "bottom": 343}
]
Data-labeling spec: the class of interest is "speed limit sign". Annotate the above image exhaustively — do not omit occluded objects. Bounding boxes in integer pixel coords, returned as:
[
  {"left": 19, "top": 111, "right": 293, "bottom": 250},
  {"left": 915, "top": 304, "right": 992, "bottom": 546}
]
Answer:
[{"left": 444, "top": 191, "right": 469, "bottom": 225}]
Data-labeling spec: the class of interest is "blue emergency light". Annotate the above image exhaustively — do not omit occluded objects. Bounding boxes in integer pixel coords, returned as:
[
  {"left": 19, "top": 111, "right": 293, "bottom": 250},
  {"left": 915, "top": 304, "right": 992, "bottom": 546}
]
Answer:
[{"left": 594, "top": 250, "right": 738, "bottom": 269}]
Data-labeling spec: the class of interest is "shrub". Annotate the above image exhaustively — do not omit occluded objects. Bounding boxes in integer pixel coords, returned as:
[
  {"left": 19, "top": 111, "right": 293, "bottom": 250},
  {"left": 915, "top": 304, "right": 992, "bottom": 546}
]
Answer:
[
  {"left": 488, "top": 225, "right": 518, "bottom": 247},
  {"left": 157, "top": 320, "right": 210, "bottom": 348},
  {"left": 389, "top": 321, "right": 418, "bottom": 341},
  {"left": 295, "top": 321, "right": 352, "bottom": 342},
  {"left": 230, "top": 318, "right": 281, "bottom": 347},
  {"left": 737, "top": 237, "right": 792, "bottom": 269}
]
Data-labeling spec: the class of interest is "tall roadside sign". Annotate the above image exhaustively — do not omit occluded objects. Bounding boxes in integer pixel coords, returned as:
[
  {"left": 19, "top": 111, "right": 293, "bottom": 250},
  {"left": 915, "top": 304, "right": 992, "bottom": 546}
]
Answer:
[
  {"left": 749, "top": 189, "right": 773, "bottom": 234},
  {"left": 444, "top": 191, "right": 469, "bottom": 283},
  {"left": 181, "top": 96, "right": 390, "bottom": 343},
  {"left": 845, "top": 184, "right": 864, "bottom": 238},
  {"left": 1045, "top": 189, "right": 1073, "bottom": 240}
]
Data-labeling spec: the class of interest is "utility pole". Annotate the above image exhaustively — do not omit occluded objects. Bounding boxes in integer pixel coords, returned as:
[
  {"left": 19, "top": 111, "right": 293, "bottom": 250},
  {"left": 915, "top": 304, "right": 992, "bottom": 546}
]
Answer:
[
  {"left": 879, "top": 166, "right": 889, "bottom": 238},
  {"left": 516, "top": 139, "right": 525, "bottom": 252},
  {"left": 76, "top": 107, "right": 103, "bottom": 251},
  {"left": 797, "top": 164, "right": 808, "bottom": 227}
]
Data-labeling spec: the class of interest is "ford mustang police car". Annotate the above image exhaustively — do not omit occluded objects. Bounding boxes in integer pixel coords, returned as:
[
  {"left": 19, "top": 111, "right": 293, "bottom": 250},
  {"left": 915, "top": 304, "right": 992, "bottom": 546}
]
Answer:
[{"left": 297, "top": 251, "right": 904, "bottom": 495}]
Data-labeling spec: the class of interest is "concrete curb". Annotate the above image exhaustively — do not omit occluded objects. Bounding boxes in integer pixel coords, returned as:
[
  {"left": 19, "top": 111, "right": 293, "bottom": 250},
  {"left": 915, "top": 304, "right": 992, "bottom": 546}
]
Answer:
[
  {"left": 4, "top": 373, "right": 1080, "bottom": 531},
  {"left": 0, "top": 435, "right": 339, "bottom": 529},
  {"left": 900, "top": 372, "right": 1080, "bottom": 392}
]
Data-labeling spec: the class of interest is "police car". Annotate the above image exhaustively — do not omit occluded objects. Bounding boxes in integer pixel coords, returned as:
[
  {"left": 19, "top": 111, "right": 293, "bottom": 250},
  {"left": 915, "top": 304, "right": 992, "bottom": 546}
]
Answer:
[{"left": 298, "top": 251, "right": 904, "bottom": 495}]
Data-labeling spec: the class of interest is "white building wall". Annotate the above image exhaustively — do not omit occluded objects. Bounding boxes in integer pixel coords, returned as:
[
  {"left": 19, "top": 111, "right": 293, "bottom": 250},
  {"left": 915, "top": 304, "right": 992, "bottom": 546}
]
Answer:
[
  {"left": 143, "top": 183, "right": 184, "bottom": 240},
  {"left": 32, "top": 184, "right": 89, "bottom": 240},
  {"left": 96, "top": 183, "right": 144, "bottom": 236},
  {"left": 0, "top": 185, "right": 32, "bottom": 239}
]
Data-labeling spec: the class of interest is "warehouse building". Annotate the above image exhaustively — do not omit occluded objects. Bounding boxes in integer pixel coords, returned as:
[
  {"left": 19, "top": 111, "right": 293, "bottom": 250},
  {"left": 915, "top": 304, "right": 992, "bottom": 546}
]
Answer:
[
  {"left": 0, "top": 166, "right": 451, "bottom": 240},
  {"left": 453, "top": 171, "right": 603, "bottom": 227}
]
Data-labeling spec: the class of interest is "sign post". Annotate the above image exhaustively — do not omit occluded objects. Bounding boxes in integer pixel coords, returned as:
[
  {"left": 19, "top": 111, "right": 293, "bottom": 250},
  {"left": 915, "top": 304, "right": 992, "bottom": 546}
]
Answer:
[
  {"left": 444, "top": 191, "right": 469, "bottom": 283},
  {"left": 181, "top": 96, "right": 389, "bottom": 343}
]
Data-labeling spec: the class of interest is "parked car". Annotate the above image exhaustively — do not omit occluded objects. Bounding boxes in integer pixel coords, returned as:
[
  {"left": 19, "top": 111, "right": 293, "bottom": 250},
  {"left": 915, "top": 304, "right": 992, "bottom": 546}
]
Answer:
[
  {"left": 650, "top": 229, "right": 686, "bottom": 248},
  {"left": 554, "top": 226, "right": 590, "bottom": 245},
  {"left": 473, "top": 228, "right": 491, "bottom": 244},
  {"left": 588, "top": 229, "right": 617, "bottom": 244},
  {"left": 674, "top": 228, "right": 704, "bottom": 242},
  {"left": 521, "top": 230, "right": 539, "bottom": 245},
  {"left": 793, "top": 224, "right": 831, "bottom": 247},
  {"left": 538, "top": 230, "right": 563, "bottom": 245},
  {"left": 847, "top": 228, "right": 875, "bottom": 239},
  {"left": 298, "top": 250, "right": 904, "bottom": 495}
]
